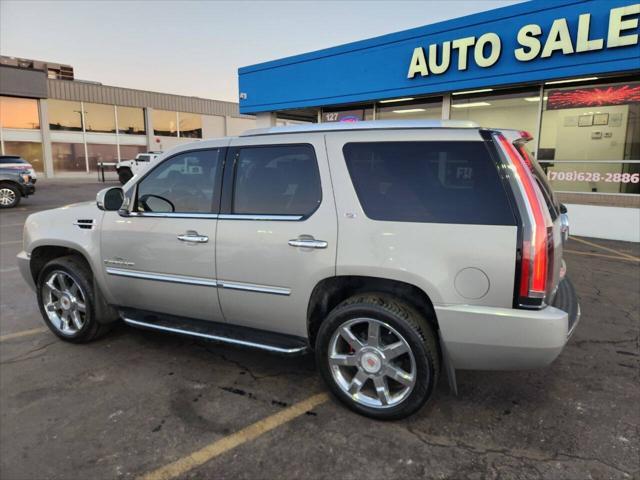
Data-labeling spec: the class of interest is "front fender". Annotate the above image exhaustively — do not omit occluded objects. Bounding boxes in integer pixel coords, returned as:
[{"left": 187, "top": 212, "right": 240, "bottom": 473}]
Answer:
[{"left": 20, "top": 203, "right": 108, "bottom": 296}]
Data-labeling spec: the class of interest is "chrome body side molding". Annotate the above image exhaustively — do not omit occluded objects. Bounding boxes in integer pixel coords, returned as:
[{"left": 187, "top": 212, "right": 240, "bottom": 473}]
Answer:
[
  {"left": 105, "top": 267, "right": 290, "bottom": 295},
  {"left": 105, "top": 267, "right": 218, "bottom": 287},
  {"left": 219, "top": 280, "right": 290, "bottom": 296}
]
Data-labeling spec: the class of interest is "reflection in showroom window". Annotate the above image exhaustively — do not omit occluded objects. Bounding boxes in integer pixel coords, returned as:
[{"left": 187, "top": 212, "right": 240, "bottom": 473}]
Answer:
[
  {"left": 539, "top": 80, "right": 640, "bottom": 195},
  {"left": 136, "top": 150, "right": 219, "bottom": 213}
]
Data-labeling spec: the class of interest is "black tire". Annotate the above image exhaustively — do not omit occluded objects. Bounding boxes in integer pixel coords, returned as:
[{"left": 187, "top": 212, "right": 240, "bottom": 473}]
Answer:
[
  {"left": 0, "top": 182, "right": 21, "bottom": 208},
  {"left": 36, "top": 256, "right": 112, "bottom": 343},
  {"left": 316, "top": 293, "right": 440, "bottom": 420},
  {"left": 118, "top": 167, "right": 133, "bottom": 185}
]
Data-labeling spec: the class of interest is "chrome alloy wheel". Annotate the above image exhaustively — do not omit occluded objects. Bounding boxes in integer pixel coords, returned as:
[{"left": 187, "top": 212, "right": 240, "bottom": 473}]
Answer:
[
  {"left": 0, "top": 188, "right": 16, "bottom": 207},
  {"left": 42, "top": 270, "right": 87, "bottom": 335},
  {"left": 328, "top": 318, "right": 417, "bottom": 408}
]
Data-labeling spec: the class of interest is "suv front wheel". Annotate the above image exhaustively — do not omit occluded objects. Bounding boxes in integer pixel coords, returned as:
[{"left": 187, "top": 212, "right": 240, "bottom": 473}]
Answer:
[
  {"left": 36, "top": 256, "right": 112, "bottom": 343},
  {"left": 316, "top": 294, "right": 440, "bottom": 420}
]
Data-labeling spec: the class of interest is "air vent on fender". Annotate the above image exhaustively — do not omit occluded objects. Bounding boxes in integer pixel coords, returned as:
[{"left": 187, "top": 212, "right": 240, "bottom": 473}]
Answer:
[{"left": 73, "top": 219, "right": 95, "bottom": 230}]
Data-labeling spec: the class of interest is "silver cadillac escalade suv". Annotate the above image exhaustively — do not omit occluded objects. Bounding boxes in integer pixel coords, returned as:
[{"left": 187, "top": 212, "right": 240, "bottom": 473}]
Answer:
[{"left": 18, "top": 120, "right": 580, "bottom": 420}]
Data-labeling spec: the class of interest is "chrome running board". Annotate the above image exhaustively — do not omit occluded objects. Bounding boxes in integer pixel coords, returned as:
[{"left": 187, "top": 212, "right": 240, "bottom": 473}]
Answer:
[{"left": 120, "top": 309, "right": 308, "bottom": 356}]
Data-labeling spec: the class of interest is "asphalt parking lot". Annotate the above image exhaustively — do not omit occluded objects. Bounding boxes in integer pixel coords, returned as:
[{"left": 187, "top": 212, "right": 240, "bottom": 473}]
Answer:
[{"left": 1, "top": 179, "right": 638, "bottom": 480}]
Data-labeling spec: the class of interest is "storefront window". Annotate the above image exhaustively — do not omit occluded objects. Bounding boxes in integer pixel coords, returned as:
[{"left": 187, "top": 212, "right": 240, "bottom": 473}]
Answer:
[
  {"left": 376, "top": 97, "right": 442, "bottom": 120},
  {"left": 86, "top": 143, "right": 118, "bottom": 171},
  {"left": 119, "top": 144, "right": 147, "bottom": 161},
  {"left": 153, "top": 110, "right": 178, "bottom": 137},
  {"left": 52, "top": 142, "right": 86, "bottom": 172},
  {"left": 117, "top": 106, "right": 145, "bottom": 135},
  {"left": 450, "top": 88, "right": 540, "bottom": 137},
  {"left": 179, "top": 112, "right": 202, "bottom": 138},
  {"left": 0, "top": 96, "right": 40, "bottom": 129},
  {"left": 84, "top": 103, "right": 116, "bottom": 133},
  {"left": 3, "top": 141, "right": 44, "bottom": 172},
  {"left": 539, "top": 79, "right": 640, "bottom": 195},
  {"left": 322, "top": 105, "right": 373, "bottom": 123},
  {"left": 49, "top": 100, "right": 83, "bottom": 131}
]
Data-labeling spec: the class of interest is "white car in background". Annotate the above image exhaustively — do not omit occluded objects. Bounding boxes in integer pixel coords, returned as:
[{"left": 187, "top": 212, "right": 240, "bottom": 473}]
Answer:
[
  {"left": 116, "top": 152, "right": 162, "bottom": 184},
  {"left": 0, "top": 155, "right": 38, "bottom": 182}
]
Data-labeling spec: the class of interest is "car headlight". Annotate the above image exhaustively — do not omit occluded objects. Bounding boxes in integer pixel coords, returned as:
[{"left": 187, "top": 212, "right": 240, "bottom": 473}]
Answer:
[{"left": 21, "top": 173, "right": 31, "bottom": 183}]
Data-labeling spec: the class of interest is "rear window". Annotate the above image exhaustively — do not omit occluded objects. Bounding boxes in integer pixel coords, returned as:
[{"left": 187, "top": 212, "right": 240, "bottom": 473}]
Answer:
[
  {"left": 0, "top": 156, "right": 27, "bottom": 164},
  {"left": 343, "top": 141, "right": 515, "bottom": 225}
]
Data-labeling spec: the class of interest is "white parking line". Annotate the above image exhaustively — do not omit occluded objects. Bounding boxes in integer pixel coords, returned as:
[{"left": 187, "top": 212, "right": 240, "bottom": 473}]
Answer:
[
  {"left": 0, "top": 267, "right": 18, "bottom": 273},
  {"left": 0, "top": 240, "right": 22, "bottom": 246},
  {"left": 0, "top": 223, "right": 25, "bottom": 228}
]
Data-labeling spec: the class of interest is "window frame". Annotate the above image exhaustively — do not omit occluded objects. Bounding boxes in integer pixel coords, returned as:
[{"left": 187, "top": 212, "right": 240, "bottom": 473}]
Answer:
[
  {"left": 219, "top": 143, "right": 322, "bottom": 221},
  {"left": 124, "top": 147, "right": 225, "bottom": 219}
]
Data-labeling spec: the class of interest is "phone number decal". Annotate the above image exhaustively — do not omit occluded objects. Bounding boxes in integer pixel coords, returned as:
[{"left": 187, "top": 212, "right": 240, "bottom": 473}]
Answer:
[{"left": 547, "top": 171, "right": 640, "bottom": 183}]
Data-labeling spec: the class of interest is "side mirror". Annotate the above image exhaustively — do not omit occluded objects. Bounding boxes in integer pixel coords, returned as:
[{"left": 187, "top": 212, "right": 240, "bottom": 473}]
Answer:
[
  {"left": 97, "top": 187, "right": 124, "bottom": 211},
  {"left": 559, "top": 203, "right": 568, "bottom": 214}
]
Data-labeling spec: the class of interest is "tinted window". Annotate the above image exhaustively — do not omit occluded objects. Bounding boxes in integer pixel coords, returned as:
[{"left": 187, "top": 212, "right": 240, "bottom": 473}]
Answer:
[
  {"left": 233, "top": 145, "right": 321, "bottom": 216},
  {"left": 136, "top": 149, "right": 219, "bottom": 213},
  {"left": 343, "top": 141, "right": 515, "bottom": 225}
]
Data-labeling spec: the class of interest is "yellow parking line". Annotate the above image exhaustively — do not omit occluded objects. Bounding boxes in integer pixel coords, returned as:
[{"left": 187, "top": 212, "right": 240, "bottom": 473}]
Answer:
[
  {"left": 569, "top": 236, "right": 640, "bottom": 261},
  {"left": 139, "top": 392, "right": 329, "bottom": 480},
  {"left": 0, "top": 240, "right": 22, "bottom": 246},
  {"left": 564, "top": 249, "right": 639, "bottom": 262},
  {"left": 0, "top": 327, "right": 48, "bottom": 342}
]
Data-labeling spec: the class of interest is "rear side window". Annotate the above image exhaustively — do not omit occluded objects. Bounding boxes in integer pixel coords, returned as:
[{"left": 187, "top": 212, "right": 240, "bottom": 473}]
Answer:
[
  {"left": 233, "top": 145, "right": 321, "bottom": 216},
  {"left": 343, "top": 141, "right": 515, "bottom": 225}
]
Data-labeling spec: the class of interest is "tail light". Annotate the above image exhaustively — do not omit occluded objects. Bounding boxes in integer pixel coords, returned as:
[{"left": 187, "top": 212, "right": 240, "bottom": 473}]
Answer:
[{"left": 496, "top": 134, "right": 552, "bottom": 307}]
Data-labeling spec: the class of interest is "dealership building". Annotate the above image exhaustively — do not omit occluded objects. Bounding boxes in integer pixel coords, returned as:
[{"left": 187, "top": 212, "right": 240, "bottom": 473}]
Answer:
[
  {"left": 239, "top": 0, "right": 640, "bottom": 241},
  {"left": 0, "top": 55, "right": 257, "bottom": 179}
]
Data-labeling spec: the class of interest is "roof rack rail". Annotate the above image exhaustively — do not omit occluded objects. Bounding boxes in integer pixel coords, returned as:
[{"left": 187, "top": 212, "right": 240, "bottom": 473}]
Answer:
[{"left": 241, "top": 119, "right": 479, "bottom": 136}]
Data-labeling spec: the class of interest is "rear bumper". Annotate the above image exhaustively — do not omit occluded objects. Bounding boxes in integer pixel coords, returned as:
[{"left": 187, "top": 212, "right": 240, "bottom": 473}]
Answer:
[
  {"left": 551, "top": 277, "right": 581, "bottom": 338},
  {"left": 437, "top": 277, "right": 580, "bottom": 370}
]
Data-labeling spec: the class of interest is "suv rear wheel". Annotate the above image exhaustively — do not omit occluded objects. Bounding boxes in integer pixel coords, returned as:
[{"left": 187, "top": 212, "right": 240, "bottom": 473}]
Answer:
[
  {"left": 316, "top": 294, "right": 439, "bottom": 420},
  {"left": 36, "top": 256, "right": 112, "bottom": 343},
  {"left": 0, "top": 182, "right": 20, "bottom": 208}
]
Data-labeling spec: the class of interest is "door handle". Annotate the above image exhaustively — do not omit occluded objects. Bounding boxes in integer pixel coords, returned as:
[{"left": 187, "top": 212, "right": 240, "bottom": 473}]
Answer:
[
  {"left": 288, "top": 237, "right": 328, "bottom": 249},
  {"left": 177, "top": 231, "right": 209, "bottom": 243}
]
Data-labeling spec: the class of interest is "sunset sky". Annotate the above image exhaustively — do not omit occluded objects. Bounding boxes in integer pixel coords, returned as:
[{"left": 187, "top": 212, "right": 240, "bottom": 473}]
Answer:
[{"left": 1, "top": 0, "right": 523, "bottom": 102}]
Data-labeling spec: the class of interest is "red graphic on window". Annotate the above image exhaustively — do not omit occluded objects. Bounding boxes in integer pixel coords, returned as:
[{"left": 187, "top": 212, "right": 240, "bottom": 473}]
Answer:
[{"left": 546, "top": 84, "right": 640, "bottom": 110}]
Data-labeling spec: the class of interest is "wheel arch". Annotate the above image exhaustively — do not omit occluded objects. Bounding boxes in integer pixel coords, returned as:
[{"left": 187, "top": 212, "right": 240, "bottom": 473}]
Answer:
[
  {"left": 30, "top": 245, "right": 92, "bottom": 285},
  {"left": 306, "top": 275, "right": 439, "bottom": 348}
]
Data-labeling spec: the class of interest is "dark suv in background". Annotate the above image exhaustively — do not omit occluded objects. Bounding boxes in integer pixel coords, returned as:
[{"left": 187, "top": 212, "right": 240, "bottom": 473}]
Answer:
[{"left": 0, "top": 167, "right": 36, "bottom": 208}]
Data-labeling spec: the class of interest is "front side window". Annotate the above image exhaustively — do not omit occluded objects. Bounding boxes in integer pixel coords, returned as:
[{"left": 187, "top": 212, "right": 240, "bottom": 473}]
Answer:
[
  {"left": 343, "top": 141, "right": 515, "bottom": 225},
  {"left": 136, "top": 149, "right": 219, "bottom": 213},
  {"left": 233, "top": 145, "right": 321, "bottom": 216}
]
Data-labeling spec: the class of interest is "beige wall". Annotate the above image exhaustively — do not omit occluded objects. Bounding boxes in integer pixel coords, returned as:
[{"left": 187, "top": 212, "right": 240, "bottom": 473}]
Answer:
[
  {"left": 202, "top": 114, "right": 225, "bottom": 139},
  {"left": 226, "top": 116, "right": 257, "bottom": 136}
]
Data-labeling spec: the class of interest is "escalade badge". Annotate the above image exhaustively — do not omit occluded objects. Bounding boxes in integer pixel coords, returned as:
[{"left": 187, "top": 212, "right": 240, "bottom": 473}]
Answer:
[{"left": 104, "top": 258, "right": 135, "bottom": 267}]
